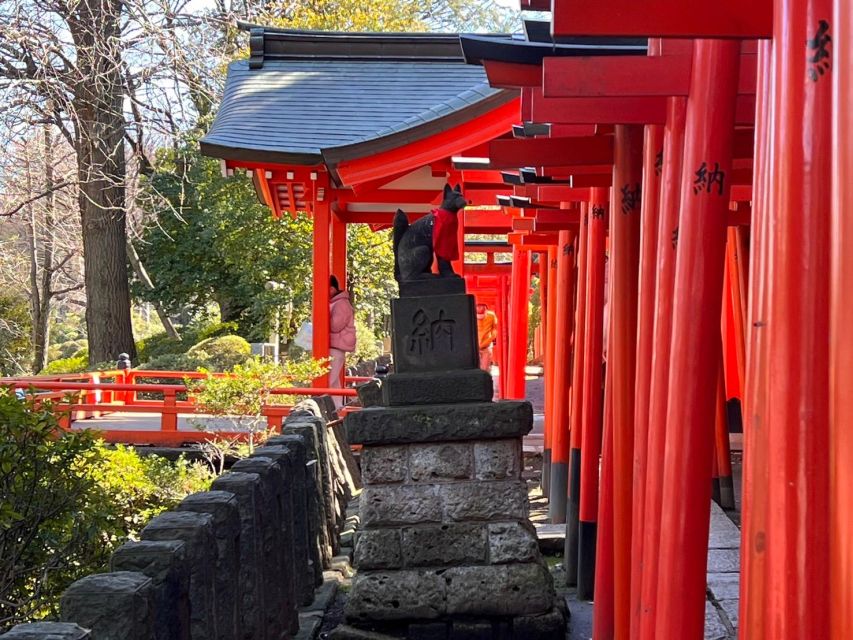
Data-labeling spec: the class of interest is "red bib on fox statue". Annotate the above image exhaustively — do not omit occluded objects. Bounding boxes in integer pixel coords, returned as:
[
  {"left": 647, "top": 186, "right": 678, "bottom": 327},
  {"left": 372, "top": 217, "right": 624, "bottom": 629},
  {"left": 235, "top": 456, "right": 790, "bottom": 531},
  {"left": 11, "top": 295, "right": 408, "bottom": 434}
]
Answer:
[{"left": 431, "top": 208, "right": 459, "bottom": 262}]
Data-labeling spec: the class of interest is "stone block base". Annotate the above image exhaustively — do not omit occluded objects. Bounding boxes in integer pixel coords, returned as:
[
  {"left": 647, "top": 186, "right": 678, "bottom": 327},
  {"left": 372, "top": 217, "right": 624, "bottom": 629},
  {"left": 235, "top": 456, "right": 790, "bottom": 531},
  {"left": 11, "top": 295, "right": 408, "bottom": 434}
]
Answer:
[
  {"left": 330, "top": 606, "right": 566, "bottom": 639},
  {"left": 381, "top": 370, "right": 493, "bottom": 406}
]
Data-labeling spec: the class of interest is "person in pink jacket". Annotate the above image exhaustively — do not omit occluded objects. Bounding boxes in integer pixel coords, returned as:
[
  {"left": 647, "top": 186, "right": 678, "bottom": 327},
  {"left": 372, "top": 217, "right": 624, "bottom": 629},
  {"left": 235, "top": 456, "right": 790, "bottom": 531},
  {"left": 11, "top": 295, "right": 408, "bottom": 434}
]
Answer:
[{"left": 329, "top": 275, "right": 356, "bottom": 408}]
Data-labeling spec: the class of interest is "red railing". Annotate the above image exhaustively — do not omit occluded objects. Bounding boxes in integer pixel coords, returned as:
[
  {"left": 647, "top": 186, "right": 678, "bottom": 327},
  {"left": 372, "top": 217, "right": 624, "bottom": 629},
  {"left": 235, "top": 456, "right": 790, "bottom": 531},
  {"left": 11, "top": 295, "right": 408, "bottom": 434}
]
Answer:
[{"left": 1, "top": 369, "right": 367, "bottom": 446}]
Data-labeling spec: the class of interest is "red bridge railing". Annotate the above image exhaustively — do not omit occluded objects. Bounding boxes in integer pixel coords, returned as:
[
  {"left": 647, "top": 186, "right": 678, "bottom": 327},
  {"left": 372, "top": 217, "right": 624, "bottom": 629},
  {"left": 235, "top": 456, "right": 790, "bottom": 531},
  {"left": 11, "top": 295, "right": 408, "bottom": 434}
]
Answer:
[{"left": 1, "top": 369, "right": 366, "bottom": 446}]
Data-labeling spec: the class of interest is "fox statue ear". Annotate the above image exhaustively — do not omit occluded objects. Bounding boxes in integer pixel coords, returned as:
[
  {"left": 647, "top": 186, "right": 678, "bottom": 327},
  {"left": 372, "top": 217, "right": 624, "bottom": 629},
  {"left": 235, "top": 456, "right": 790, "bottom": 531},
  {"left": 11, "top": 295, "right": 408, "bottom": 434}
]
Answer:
[
  {"left": 443, "top": 183, "right": 452, "bottom": 196},
  {"left": 455, "top": 183, "right": 462, "bottom": 193}
]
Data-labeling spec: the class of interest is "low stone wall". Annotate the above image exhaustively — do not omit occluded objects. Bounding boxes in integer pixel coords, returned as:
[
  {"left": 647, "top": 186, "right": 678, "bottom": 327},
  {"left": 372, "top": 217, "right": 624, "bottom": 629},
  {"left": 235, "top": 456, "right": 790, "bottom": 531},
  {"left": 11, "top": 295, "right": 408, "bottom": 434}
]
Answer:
[{"left": 2, "top": 398, "right": 360, "bottom": 640}]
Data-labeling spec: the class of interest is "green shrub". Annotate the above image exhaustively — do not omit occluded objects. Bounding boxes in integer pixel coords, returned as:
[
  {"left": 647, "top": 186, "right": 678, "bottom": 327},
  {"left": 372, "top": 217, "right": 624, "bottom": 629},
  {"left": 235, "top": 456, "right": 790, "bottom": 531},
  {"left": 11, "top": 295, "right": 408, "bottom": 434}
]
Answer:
[
  {"left": 0, "top": 393, "right": 214, "bottom": 629},
  {"left": 196, "top": 321, "right": 239, "bottom": 342},
  {"left": 0, "top": 293, "right": 31, "bottom": 376},
  {"left": 137, "top": 352, "right": 197, "bottom": 372},
  {"left": 188, "top": 356, "right": 328, "bottom": 458},
  {"left": 135, "top": 331, "right": 184, "bottom": 364},
  {"left": 186, "top": 335, "right": 251, "bottom": 371},
  {"left": 51, "top": 340, "right": 87, "bottom": 361},
  {"left": 347, "top": 313, "right": 382, "bottom": 368},
  {"left": 42, "top": 354, "right": 88, "bottom": 374}
]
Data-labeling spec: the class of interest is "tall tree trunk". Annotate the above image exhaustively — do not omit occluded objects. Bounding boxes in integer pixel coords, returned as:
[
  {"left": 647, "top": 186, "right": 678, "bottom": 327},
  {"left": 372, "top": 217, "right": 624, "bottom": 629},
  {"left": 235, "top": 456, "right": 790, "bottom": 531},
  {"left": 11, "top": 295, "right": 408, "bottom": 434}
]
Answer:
[
  {"left": 71, "top": 0, "right": 136, "bottom": 365},
  {"left": 126, "top": 241, "right": 180, "bottom": 339},
  {"left": 24, "top": 151, "right": 45, "bottom": 373},
  {"left": 34, "top": 125, "right": 56, "bottom": 373}
]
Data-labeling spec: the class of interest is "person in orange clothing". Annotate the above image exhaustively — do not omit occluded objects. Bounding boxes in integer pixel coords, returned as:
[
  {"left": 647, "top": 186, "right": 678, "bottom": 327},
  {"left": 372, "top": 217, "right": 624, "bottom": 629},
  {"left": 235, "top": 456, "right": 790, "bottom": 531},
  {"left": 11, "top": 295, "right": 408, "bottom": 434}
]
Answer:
[{"left": 476, "top": 303, "right": 498, "bottom": 372}]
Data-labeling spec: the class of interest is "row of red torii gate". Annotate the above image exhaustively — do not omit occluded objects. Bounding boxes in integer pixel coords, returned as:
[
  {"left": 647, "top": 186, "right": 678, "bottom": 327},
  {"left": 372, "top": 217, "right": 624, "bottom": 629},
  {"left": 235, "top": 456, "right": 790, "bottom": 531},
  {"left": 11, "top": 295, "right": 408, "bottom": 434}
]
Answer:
[{"left": 201, "top": 2, "right": 851, "bottom": 638}]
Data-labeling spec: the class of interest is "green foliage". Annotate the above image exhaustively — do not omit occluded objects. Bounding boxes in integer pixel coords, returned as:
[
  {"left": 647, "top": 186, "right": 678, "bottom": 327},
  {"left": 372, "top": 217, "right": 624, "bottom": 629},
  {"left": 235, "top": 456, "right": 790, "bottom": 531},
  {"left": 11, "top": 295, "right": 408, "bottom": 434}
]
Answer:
[
  {"left": 0, "top": 293, "right": 32, "bottom": 376},
  {"left": 49, "top": 339, "right": 87, "bottom": 361},
  {"left": 186, "top": 335, "right": 252, "bottom": 371},
  {"left": 134, "top": 141, "right": 314, "bottom": 341},
  {"left": 41, "top": 354, "right": 88, "bottom": 375},
  {"left": 188, "top": 356, "right": 329, "bottom": 454},
  {"left": 87, "top": 445, "right": 213, "bottom": 538},
  {"left": 0, "top": 393, "right": 213, "bottom": 629},
  {"left": 528, "top": 275, "right": 541, "bottom": 362},
  {"left": 346, "top": 225, "right": 395, "bottom": 330},
  {"left": 348, "top": 313, "right": 382, "bottom": 368},
  {"left": 260, "top": 0, "right": 519, "bottom": 33}
]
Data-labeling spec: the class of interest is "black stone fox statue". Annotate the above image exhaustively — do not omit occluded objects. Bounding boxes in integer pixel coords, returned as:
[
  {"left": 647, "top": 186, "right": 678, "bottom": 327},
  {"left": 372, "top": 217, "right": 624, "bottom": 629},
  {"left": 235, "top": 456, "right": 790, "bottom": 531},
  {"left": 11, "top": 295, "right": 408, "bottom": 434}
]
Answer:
[{"left": 393, "top": 183, "right": 467, "bottom": 281}]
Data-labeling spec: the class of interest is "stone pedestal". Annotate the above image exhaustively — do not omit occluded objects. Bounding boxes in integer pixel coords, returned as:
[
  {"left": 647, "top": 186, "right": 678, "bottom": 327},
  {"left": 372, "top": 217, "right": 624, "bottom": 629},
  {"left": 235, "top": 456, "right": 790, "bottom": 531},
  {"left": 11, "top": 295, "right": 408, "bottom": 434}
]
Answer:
[{"left": 344, "top": 284, "right": 565, "bottom": 639}]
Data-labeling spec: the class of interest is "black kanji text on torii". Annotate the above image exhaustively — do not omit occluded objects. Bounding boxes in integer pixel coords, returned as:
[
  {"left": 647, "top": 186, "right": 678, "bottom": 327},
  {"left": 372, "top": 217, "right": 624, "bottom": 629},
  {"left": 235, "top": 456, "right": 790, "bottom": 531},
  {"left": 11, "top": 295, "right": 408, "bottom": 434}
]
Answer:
[
  {"left": 592, "top": 204, "right": 606, "bottom": 219},
  {"left": 807, "top": 19, "right": 832, "bottom": 82},
  {"left": 693, "top": 162, "right": 726, "bottom": 196},
  {"left": 620, "top": 183, "right": 641, "bottom": 214}
]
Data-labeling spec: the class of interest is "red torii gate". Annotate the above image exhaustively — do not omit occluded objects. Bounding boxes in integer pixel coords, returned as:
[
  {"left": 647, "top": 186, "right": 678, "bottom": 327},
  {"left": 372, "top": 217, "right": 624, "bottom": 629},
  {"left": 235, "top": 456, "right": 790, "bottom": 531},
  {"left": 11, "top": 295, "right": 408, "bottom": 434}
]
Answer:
[{"left": 461, "top": 0, "right": 850, "bottom": 635}]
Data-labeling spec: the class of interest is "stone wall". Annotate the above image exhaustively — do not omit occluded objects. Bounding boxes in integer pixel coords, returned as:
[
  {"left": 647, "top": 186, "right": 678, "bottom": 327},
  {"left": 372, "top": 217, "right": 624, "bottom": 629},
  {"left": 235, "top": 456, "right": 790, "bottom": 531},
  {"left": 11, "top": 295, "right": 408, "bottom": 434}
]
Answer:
[
  {"left": 2, "top": 399, "right": 359, "bottom": 640},
  {"left": 343, "top": 400, "right": 565, "bottom": 639}
]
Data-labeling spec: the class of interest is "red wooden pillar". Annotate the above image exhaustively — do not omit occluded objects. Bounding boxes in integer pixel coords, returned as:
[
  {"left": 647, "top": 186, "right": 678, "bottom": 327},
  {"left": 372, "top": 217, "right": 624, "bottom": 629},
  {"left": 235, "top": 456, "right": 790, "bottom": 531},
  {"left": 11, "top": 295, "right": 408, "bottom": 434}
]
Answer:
[
  {"left": 740, "top": 39, "right": 773, "bottom": 639},
  {"left": 331, "top": 213, "right": 347, "bottom": 288},
  {"left": 629, "top": 122, "right": 664, "bottom": 635},
  {"left": 454, "top": 211, "right": 466, "bottom": 277},
  {"left": 312, "top": 197, "right": 331, "bottom": 388},
  {"left": 549, "top": 230, "right": 576, "bottom": 522},
  {"left": 638, "top": 96, "right": 687, "bottom": 640},
  {"left": 726, "top": 228, "right": 747, "bottom": 391},
  {"left": 757, "top": 0, "right": 832, "bottom": 636},
  {"left": 831, "top": 0, "right": 853, "bottom": 633},
  {"left": 714, "top": 349, "right": 734, "bottom": 509},
  {"left": 655, "top": 40, "right": 740, "bottom": 639},
  {"left": 577, "top": 189, "right": 608, "bottom": 599},
  {"left": 610, "top": 124, "right": 643, "bottom": 637},
  {"left": 543, "top": 246, "right": 559, "bottom": 496},
  {"left": 593, "top": 324, "right": 615, "bottom": 638},
  {"left": 506, "top": 246, "right": 531, "bottom": 399},
  {"left": 500, "top": 273, "right": 511, "bottom": 399},
  {"left": 565, "top": 205, "right": 589, "bottom": 582}
]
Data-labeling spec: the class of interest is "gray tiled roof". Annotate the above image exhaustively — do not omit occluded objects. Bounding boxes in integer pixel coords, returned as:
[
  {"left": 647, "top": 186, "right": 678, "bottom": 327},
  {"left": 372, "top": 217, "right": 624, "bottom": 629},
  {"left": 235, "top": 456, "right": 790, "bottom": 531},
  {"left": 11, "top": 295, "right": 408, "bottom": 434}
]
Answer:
[{"left": 200, "top": 58, "right": 509, "bottom": 166}]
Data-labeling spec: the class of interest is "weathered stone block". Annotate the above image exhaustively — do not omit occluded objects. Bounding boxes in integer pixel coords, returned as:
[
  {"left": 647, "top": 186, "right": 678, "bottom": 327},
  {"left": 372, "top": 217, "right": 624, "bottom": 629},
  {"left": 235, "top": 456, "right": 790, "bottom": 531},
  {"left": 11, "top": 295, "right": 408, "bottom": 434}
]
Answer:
[
  {"left": 356, "top": 380, "right": 384, "bottom": 408},
  {"left": 111, "top": 540, "right": 190, "bottom": 640},
  {"left": 444, "top": 564, "right": 554, "bottom": 617},
  {"left": 401, "top": 523, "right": 487, "bottom": 567},
  {"left": 448, "top": 621, "right": 492, "bottom": 640},
  {"left": 361, "top": 445, "right": 408, "bottom": 484},
  {"left": 391, "top": 294, "right": 478, "bottom": 373},
  {"left": 1, "top": 623, "right": 91, "bottom": 639},
  {"left": 398, "top": 277, "right": 466, "bottom": 297},
  {"left": 442, "top": 481, "right": 529, "bottom": 522},
  {"left": 252, "top": 445, "right": 312, "bottom": 606},
  {"left": 265, "top": 434, "right": 324, "bottom": 591},
  {"left": 409, "top": 443, "right": 472, "bottom": 482},
  {"left": 140, "top": 511, "right": 217, "bottom": 640},
  {"left": 488, "top": 522, "right": 540, "bottom": 564},
  {"left": 353, "top": 529, "right": 402, "bottom": 570},
  {"left": 473, "top": 440, "right": 519, "bottom": 481},
  {"left": 361, "top": 485, "right": 442, "bottom": 527},
  {"left": 176, "top": 491, "right": 240, "bottom": 640},
  {"left": 512, "top": 608, "right": 567, "bottom": 640},
  {"left": 231, "top": 456, "right": 296, "bottom": 637},
  {"left": 61, "top": 572, "right": 155, "bottom": 640},
  {"left": 210, "top": 472, "right": 266, "bottom": 640},
  {"left": 407, "top": 622, "right": 449, "bottom": 640},
  {"left": 346, "top": 569, "right": 446, "bottom": 621},
  {"left": 345, "top": 402, "right": 533, "bottom": 446},
  {"left": 284, "top": 418, "right": 338, "bottom": 561},
  {"left": 381, "top": 370, "right": 493, "bottom": 406},
  {"left": 330, "top": 420, "right": 363, "bottom": 492}
]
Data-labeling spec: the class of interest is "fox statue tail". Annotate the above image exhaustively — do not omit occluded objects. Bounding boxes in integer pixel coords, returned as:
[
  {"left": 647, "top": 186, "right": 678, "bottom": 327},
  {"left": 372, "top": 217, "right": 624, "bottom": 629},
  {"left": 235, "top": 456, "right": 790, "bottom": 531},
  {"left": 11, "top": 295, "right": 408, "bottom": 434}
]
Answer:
[{"left": 392, "top": 208, "right": 409, "bottom": 281}]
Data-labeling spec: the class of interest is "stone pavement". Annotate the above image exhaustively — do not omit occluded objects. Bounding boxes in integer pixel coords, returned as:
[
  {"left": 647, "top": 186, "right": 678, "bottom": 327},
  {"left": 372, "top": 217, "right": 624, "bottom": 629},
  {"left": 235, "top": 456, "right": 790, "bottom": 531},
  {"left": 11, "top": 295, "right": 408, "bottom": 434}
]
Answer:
[{"left": 528, "top": 475, "right": 743, "bottom": 639}]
